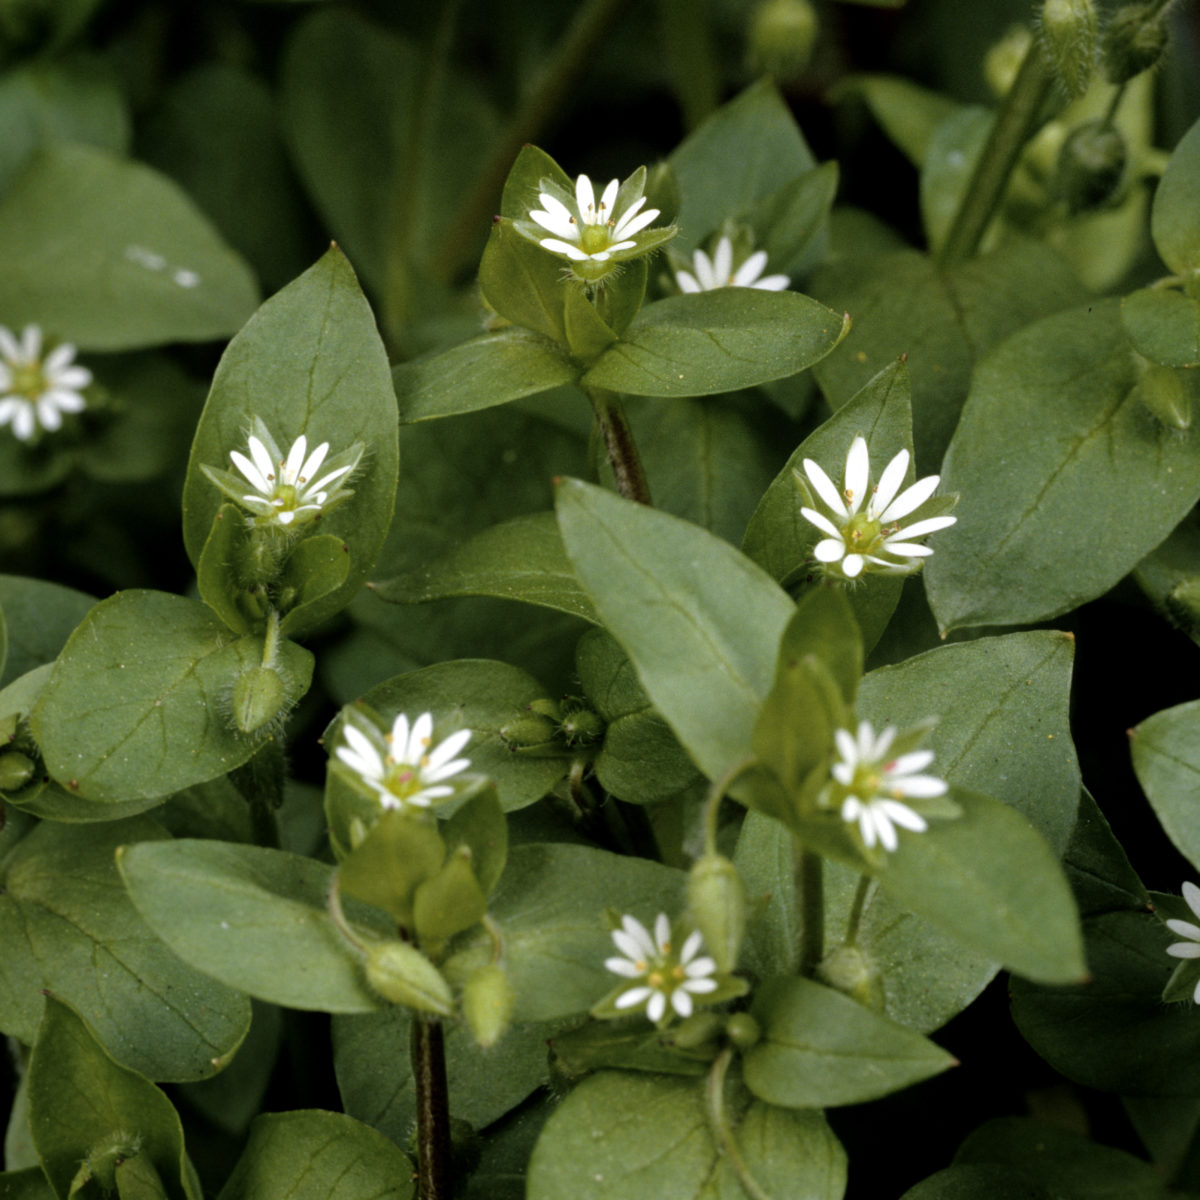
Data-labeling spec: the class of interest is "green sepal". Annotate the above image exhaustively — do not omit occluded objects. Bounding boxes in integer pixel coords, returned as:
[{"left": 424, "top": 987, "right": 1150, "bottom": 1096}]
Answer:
[
  {"left": 413, "top": 847, "right": 489, "bottom": 955},
  {"left": 337, "top": 809, "right": 447, "bottom": 929},
  {"left": 363, "top": 940, "right": 455, "bottom": 1016},
  {"left": 590, "top": 974, "right": 749, "bottom": 1021},
  {"left": 478, "top": 218, "right": 568, "bottom": 346},
  {"left": 499, "top": 144, "right": 573, "bottom": 221},
  {"left": 596, "top": 257, "right": 648, "bottom": 337}
]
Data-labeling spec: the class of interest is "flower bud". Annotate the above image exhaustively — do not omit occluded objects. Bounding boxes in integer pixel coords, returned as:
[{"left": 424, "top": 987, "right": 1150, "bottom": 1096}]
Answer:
[
  {"left": 462, "top": 963, "right": 516, "bottom": 1049},
  {"left": 527, "top": 698, "right": 563, "bottom": 721},
  {"left": 687, "top": 853, "right": 746, "bottom": 974},
  {"left": 1135, "top": 363, "right": 1192, "bottom": 431},
  {"left": 815, "top": 944, "right": 885, "bottom": 1010},
  {"left": 1166, "top": 578, "right": 1200, "bottom": 632},
  {"left": 498, "top": 712, "right": 559, "bottom": 751},
  {"left": 669, "top": 1012, "right": 724, "bottom": 1050},
  {"left": 725, "top": 1012, "right": 761, "bottom": 1051},
  {"left": 0, "top": 751, "right": 35, "bottom": 792},
  {"left": 1053, "top": 120, "right": 1127, "bottom": 214},
  {"left": 559, "top": 705, "right": 604, "bottom": 745},
  {"left": 364, "top": 940, "right": 455, "bottom": 1016},
  {"left": 230, "top": 665, "right": 288, "bottom": 734},
  {"left": 747, "top": 0, "right": 819, "bottom": 81},
  {"left": 1102, "top": 3, "right": 1170, "bottom": 85},
  {"left": 1039, "top": 0, "right": 1098, "bottom": 98}
]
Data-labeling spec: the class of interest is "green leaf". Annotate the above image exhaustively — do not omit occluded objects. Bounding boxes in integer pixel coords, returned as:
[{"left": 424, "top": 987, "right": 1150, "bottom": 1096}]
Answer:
[
  {"left": 0, "top": 576, "right": 92, "bottom": 688},
  {"left": 334, "top": 1008, "right": 556, "bottom": 1141},
  {"left": 955, "top": 1117, "right": 1169, "bottom": 1200},
  {"left": 348, "top": 659, "right": 570, "bottom": 813},
  {"left": 1011, "top": 910, "right": 1196, "bottom": 1095},
  {"left": 743, "top": 358, "right": 914, "bottom": 650},
  {"left": 1122, "top": 287, "right": 1200, "bottom": 368},
  {"left": 0, "top": 1168, "right": 54, "bottom": 1199},
  {"left": 835, "top": 74, "right": 960, "bottom": 167},
  {"left": 878, "top": 789, "right": 1085, "bottom": 984},
  {"left": 337, "top": 810, "right": 446, "bottom": 927},
  {"left": 743, "top": 976, "right": 955, "bottom": 1107},
  {"left": 920, "top": 107, "right": 991, "bottom": 255},
  {"left": 583, "top": 290, "right": 848, "bottom": 398},
  {"left": 527, "top": 1071, "right": 847, "bottom": 1200},
  {"left": 499, "top": 145, "right": 572, "bottom": 220},
  {"left": 556, "top": 478, "right": 794, "bottom": 782},
  {"left": 372, "top": 512, "right": 598, "bottom": 623},
  {"left": 216, "top": 1110, "right": 413, "bottom": 1200},
  {"left": 0, "top": 52, "right": 129, "bottom": 195},
  {"left": 810, "top": 241, "right": 1087, "bottom": 465},
  {"left": 926, "top": 301, "right": 1200, "bottom": 631},
  {"left": 393, "top": 329, "right": 578, "bottom": 423},
  {"left": 1062, "top": 788, "right": 1150, "bottom": 918},
  {"left": 669, "top": 79, "right": 818, "bottom": 253},
  {"left": 28, "top": 997, "right": 196, "bottom": 1200},
  {"left": 735, "top": 812, "right": 799, "bottom": 979},
  {"left": 443, "top": 786, "right": 508, "bottom": 898},
  {"left": 755, "top": 162, "right": 840, "bottom": 275},
  {"left": 138, "top": 64, "right": 312, "bottom": 294},
  {"left": 118, "top": 840, "right": 390, "bottom": 1014},
  {"left": 32, "top": 591, "right": 314, "bottom": 805},
  {"left": 1131, "top": 700, "right": 1200, "bottom": 872},
  {"left": 900, "top": 1165, "right": 1056, "bottom": 1199},
  {"left": 182, "top": 245, "right": 398, "bottom": 636},
  {"left": 1152, "top": 115, "right": 1200, "bottom": 275},
  {"left": 0, "top": 144, "right": 257, "bottom": 350},
  {"left": 277, "top": 534, "right": 352, "bottom": 637},
  {"left": 443, "top": 843, "right": 685, "bottom": 1022},
  {"left": 0, "top": 817, "right": 250, "bottom": 1082},
  {"left": 478, "top": 220, "right": 569, "bottom": 346}
]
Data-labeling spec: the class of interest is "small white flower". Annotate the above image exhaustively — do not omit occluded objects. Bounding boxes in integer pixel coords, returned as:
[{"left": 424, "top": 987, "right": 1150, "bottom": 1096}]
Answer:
[
  {"left": 675, "top": 236, "right": 789, "bottom": 294},
  {"left": 1166, "top": 881, "right": 1200, "bottom": 1004},
  {"left": 832, "top": 720, "right": 948, "bottom": 853},
  {"left": 604, "top": 912, "right": 719, "bottom": 1024},
  {"left": 796, "top": 435, "right": 957, "bottom": 580},
  {"left": 528, "top": 173, "right": 661, "bottom": 265},
  {"left": 203, "top": 418, "right": 362, "bottom": 531},
  {"left": 0, "top": 324, "right": 91, "bottom": 442},
  {"left": 335, "top": 710, "right": 472, "bottom": 813}
]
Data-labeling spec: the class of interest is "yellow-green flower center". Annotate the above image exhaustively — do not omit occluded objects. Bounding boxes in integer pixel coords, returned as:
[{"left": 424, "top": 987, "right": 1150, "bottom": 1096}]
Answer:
[
  {"left": 843, "top": 511, "right": 884, "bottom": 554},
  {"left": 579, "top": 223, "right": 613, "bottom": 255},
  {"left": 10, "top": 364, "right": 45, "bottom": 399}
]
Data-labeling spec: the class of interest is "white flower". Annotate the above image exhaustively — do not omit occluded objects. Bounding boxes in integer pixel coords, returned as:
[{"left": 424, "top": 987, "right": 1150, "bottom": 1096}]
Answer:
[
  {"left": 796, "top": 435, "right": 957, "bottom": 580},
  {"left": 335, "top": 710, "right": 472, "bottom": 813},
  {"left": 527, "top": 173, "right": 661, "bottom": 265},
  {"left": 1165, "top": 881, "right": 1200, "bottom": 1004},
  {"left": 0, "top": 324, "right": 91, "bottom": 442},
  {"left": 604, "top": 912, "right": 719, "bottom": 1024},
  {"left": 832, "top": 720, "right": 948, "bottom": 853},
  {"left": 675, "top": 236, "right": 789, "bottom": 293},
  {"left": 203, "top": 418, "right": 362, "bottom": 530}
]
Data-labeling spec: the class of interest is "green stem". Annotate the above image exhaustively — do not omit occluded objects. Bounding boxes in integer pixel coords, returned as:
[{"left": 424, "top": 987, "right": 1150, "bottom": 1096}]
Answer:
[
  {"left": 704, "top": 1049, "right": 774, "bottom": 1200},
  {"left": 796, "top": 844, "right": 824, "bottom": 976},
  {"left": 412, "top": 1017, "right": 452, "bottom": 1200},
  {"left": 843, "top": 873, "right": 875, "bottom": 947},
  {"left": 585, "top": 385, "right": 652, "bottom": 505},
  {"left": 429, "top": 0, "right": 634, "bottom": 285},
  {"left": 325, "top": 871, "right": 366, "bottom": 952},
  {"left": 936, "top": 38, "right": 1058, "bottom": 266},
  {"left": 702, "top": 755, "right": 758, "bottom": 856},
  {"left": 260, "top": 606, "right": 280, "bottom": 669}
]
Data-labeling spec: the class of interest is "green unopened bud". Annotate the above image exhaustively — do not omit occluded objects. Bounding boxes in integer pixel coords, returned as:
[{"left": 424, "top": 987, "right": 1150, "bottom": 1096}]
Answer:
[
  {"left": 1136, "top": 363, "right": 1192, "bottom": 431},
  {"left": 1053, "top": 120, "right": 1127, "bottom": 213},
  {"left": 527, "top": 698, "right": 563, "bottom": 721},
  {"left": 725, "top": 1012, "right": 761, "bottom": 1051},
  {"left": 815, "top": 944, "right": 885, "bottom": 1010},
  {"left": 984, "top": 25, "right": 1034, "bottom": 98},
  {"left": 1039, "top": 0, "right": 1098, "bottom": 98},
  {"left": 499, "top": 712, "right": 560, "bottom": 750},
  {"left": 462, "top": 963, "right": 516, "bottom": 1049},
  {"left": 364, "top": 940, "right": 455, "bottom": 1016},
  {"left": 687, "top": 853, "right": 747, "bottom": 974},
  {"left": 1102, "top": 3, "right": 1170, "bottom": 85},
  {"left": 669, "top": 1012, "right": 724, "bottom": 1050},
  {"left": 560, "top": 705, "right": 604, "bottom": 745},
  {"left": 230, "top": 666, "right": 287, "bottom": 734},
  {"left": 747, "top": 0, "right": 818, "bottom": 81},
  {"left": 0, "top": 751, "right": 35, "bottom": 792}
]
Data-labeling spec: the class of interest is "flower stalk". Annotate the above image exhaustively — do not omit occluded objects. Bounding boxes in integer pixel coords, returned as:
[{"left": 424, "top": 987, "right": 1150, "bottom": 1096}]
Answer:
[
  {"left": 586, "top": 384, "right": 652, "bottom": 505},
  {"left": 796, "top": 844, "right": 824, "bottom": 976},
  {"left": 412, "top": 1016, "right": 452, "bottom": 1200}
]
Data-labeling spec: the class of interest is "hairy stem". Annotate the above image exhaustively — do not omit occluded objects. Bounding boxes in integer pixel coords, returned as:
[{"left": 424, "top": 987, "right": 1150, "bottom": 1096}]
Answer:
[
  {"left": 586, "top": 385, "right": 652, "bottom": 505},
  {"left": 844, "top": 873, "right": 875, "bottom": 947},
  {"left": 705, "top": 1048, "right": 774, "bottom": 1200},
  {"left": 936, "top": 39, "right": 1057, "bottom": 266},
  {"left": 430, "top": 0, "right": 633, "bottom": 284},
  {"left": 412, "top": 1017, "right": 452, "bottom": 1200}
]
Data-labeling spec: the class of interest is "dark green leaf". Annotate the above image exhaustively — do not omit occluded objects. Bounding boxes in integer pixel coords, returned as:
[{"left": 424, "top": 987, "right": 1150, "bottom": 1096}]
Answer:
[
  {"left": 1122, "top": 287, "right": 1200, "bottom": 368},
  {"left": 1131, "top": 700, "right": 1200, "bottom": 873},
  {"left": 0, "top": 575, "right": 92, "bottom": 688},
  {"left": 1152, "top": 115, "right": 1200, "bottom": 275},
  {"left": 478, "top": 220, "right": 568, "bottom": 346},
  {"left": 1063, "top": 788, "right": 1150, "bottom": 917},
  {"left": 0, "top": 144, "right": 257, "bottom": 350}
]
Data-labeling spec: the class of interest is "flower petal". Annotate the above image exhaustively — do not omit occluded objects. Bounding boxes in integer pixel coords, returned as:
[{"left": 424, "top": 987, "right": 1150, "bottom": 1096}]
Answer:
[
  {"left": 676, "top": 270, "right": 701, "bottom": 294},
  {"left": 1185, "top": 881, "right": 1200, "bottom": 920},
  {"left": 615, "top": 986, "right": 652, "bottom": 1010},
  {"left": 842, "top": 553, "right": 865, "bottom": 578},
  {"left": 732, "top": 249, "right": 767, "bottom": 287},
  {"left": 693, "top": 248, "right": 716, "bottom": 292},
  {"left": 712, "top": 237, "right": 733, "bottom": 286},
  {"left": 539, "top": 238, "right": 589, "bottom": 261},
  {"left": 800, "top": 507, "right": 843, "bottom": 539},
  {"left": 802, "top": 458, "right": 847, "bottom": 516},
  {"left": 878, "top": 474, "right": 940, "bottom": 523},
  {"left": 843, "top": 437, "right": 870, "bottom": 514},
  {"left": 575, "top": 174, "right": 596, "bottom": 219},
  {"left": 813, "top": 538, "right": 846, "bottom": 564},
  {"left": 1166, "top": 942, "right": 1200, "bottom": 959},
  {"left": 871, "top": 450, "right": 909, "bottom": 518}
]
